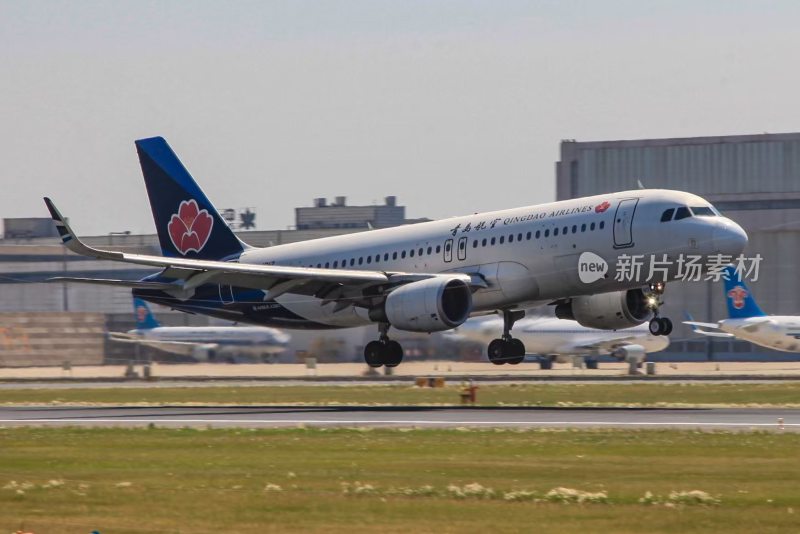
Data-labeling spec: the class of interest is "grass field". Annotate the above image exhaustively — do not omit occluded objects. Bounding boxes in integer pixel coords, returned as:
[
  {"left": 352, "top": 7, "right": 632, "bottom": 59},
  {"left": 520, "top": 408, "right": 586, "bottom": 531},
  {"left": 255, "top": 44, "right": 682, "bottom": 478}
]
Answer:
[
  {"left": 1, "top": 382, "right": 800, "bottom": 407},
  {"left": 1, "top": 427, "right": 798, "bottom": 533}
]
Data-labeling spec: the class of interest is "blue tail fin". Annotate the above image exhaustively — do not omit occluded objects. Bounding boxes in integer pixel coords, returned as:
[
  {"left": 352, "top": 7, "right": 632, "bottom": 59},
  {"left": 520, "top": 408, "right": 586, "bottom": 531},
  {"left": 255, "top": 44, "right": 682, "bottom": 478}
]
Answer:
[
  {"left": 134, "top": 298, "right": 160, "bottom": 330},
  {"left": 722, "top": 265, "right": 766, "bottom": 319},
  {"left": 135, "top": 137, "right": 247, "bottom": 259}
]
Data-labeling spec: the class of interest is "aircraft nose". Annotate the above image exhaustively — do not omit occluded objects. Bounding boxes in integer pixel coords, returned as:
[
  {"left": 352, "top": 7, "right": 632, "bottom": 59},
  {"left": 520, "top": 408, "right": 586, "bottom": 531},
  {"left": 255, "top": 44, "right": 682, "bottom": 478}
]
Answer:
[{"left": 713, "top": 220, "right": 748, "bottom": 256}]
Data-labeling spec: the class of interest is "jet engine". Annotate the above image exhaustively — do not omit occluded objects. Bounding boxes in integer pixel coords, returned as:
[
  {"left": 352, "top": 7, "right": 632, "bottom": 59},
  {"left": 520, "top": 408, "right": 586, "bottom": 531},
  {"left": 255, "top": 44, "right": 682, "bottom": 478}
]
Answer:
[
  {"left": 554, "top": 289, "right": 651, "bottom": 330},
  {"left": 611, "top": 344, "right": 647, "bottom": 364},
  {"left": 381, "top": 277, "right": 473, "bottom": 333}
]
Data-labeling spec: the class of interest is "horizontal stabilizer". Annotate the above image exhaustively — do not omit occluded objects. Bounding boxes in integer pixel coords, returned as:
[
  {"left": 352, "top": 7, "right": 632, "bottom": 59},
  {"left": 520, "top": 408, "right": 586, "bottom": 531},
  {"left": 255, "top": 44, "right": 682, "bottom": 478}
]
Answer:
[{"left": 683, "top": 320, "right": 734, "bottom": 338}]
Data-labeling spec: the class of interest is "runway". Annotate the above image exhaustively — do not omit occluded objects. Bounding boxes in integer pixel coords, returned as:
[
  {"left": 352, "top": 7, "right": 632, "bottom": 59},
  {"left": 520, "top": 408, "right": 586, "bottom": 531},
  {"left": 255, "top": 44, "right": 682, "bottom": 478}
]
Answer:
[{"left": 0, "top": 405, "right": 798, "bottom": 431}]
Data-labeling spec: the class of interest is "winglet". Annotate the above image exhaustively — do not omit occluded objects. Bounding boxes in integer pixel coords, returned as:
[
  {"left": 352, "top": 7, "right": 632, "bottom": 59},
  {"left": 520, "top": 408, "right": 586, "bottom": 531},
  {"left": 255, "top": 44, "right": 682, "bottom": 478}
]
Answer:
[{"left": 43, "top": 197, "right": 123, "bottom": 261}]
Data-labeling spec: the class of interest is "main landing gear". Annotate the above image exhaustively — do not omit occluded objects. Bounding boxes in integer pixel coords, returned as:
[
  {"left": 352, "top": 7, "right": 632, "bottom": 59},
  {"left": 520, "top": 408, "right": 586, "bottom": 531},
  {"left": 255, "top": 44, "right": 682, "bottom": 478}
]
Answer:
[
  {"left": 646, "top": 281, "right": 673, "bottom": 336},
  {"left": 487, "top": 310, "right": 526, "bottom": 365},
  {"left": 363, "top": 323, "right": 404, "bottom": 368}
]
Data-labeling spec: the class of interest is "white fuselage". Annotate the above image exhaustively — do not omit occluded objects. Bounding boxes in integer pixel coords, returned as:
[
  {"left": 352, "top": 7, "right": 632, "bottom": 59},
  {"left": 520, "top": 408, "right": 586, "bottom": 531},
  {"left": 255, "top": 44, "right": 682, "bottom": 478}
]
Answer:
[
  {"left": 235, "top": 189, "right": 746, "bottom": 329},
  {"left": 449, "top": 316, "right": 669, "bottom": 357},
  {"left": 717, "top": 317, "right": 800, "bottom": 353},
  {"left": 131, "top": 326, "right": 290, "bottom": 351}
]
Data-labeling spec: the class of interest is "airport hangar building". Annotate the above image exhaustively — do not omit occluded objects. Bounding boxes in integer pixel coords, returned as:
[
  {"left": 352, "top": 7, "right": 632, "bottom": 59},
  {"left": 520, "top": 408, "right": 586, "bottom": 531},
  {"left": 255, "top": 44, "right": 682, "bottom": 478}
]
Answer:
[
  {"left": 1, "top": 133, "right": 800, "bottom": 361},
  {"left": 557, "top": 132, "right": 800, "bottom": 359}
]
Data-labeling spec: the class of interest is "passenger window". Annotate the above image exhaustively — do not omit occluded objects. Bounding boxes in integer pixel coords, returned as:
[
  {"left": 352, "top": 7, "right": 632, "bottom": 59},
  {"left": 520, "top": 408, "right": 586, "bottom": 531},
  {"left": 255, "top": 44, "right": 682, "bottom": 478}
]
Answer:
[
  {"left": 581, "top": 224, "right": 586, "bottom": 232},
  {"left": 674, "top": 207, "right": 691, "bottom": 220},
  {"left": 366, "top": 256, "right": 372, "bottom": 264},
  {"left": 358, "top": 257, "right": 363, "bottom": 265},
  {"left": 350, "top": 259, "right": 355, "bottom": 266},
  {"left": 316, "top": 263, "right": 321, "bottom": 268},
  {"left": 325, "top": 262, "right": 329, "bottom": 268},
  {"left": 482, "top": 238, "right": 487, "bottom": 246},
  {"left": 435, "top": 245, "right": 441, "bottom": 253},
  {"left": 572, "top": 225, "right": 577, "bottom": 234},
  {"left": 509, "top": 234, "right": 514, "bottom": 243},
  {"left": 410, "top": 249, "right": 415, "bottom": 258},
  {"left": 535, "top": 230, "right": 540, "bottom": 239},
  {"left": 563, "top": 226, "right": 568, "bottom": 235},
  {"left": 499, "top": 236, "right": 505, "bottom": 244},
  {"left": 599, "top": 221, "right": 605, "bottom": 229},
  {"left": 526, "top": 232, "right": 531, "bottom": 240},
  {"left": 384, "top": 253, "right": 389, "bottom": 261},
  {"left": 491, "top": 237, "right": 496, "bottom": 245},
  {"left": 427, "top": 246, "right": 432, "bottom": 255},
  {"left": 518, "top": 233, "right": 523, "bottom": 241},
  {"left": 393, "top": 252, "right": 398, "bottom": 260},
  {"left": 554, "top": 228, "right": 559, "bottom": 236},
  {"left": 660, "top": 208, "right": 674, "bottom": 222},
  {"left": 401, "top": 251, "right": 406, "bottom": 258},
  {"left": 472, "top": 240, "right": 478, "bottom": 248},
  {"left": 418, "top": 248, "right": 423, "bottom": 256},
  {"left": 590, "top": 223, "right": 595, "bottom": 231},
  {"left": 544, "top": 229, "right": 550, "bottom": 237},
  {"left": 333, "top": 261, "right": 338, "bottom": 268}
]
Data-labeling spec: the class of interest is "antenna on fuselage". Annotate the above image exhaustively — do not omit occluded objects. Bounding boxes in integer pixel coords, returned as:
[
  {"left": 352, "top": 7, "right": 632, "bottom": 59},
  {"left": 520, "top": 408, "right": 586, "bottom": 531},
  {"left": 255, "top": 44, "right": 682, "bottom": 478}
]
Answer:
[{"left": 636, "top": 179, "right": 645, "bottom": 189}]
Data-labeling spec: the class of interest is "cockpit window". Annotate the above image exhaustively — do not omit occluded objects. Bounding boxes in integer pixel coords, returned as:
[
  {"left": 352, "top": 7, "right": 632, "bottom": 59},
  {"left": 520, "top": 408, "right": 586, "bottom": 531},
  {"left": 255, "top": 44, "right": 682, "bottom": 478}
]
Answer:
[
  {"left": 690, "top": 206, "right": 716, "bottom": 217},
  {"left": 674, "top": 206, "right": 691, "bottom": 220},
  {"left": 660, "top": 208, "right": 674, "bottom": 222}
]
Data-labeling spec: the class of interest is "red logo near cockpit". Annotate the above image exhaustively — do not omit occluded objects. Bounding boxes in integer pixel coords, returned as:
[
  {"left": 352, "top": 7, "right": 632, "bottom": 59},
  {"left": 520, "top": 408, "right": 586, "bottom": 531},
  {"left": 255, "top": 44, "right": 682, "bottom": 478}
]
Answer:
[
  {"left": 595, "top": 201, "right": 610, "bottom": 213},
  {"left": 167, "top": 199, "right": 214, "bottom": 255},
  {"left": 728, "top": 286, "right": 749, "bottom": 309}
]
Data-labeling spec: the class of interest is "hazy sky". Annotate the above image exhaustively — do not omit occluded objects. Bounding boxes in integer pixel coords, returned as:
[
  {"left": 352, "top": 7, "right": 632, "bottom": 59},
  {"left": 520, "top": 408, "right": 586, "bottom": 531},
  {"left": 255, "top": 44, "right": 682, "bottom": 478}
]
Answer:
[{"left": 2, "top": 1, "right": 800, "bottom": 236}]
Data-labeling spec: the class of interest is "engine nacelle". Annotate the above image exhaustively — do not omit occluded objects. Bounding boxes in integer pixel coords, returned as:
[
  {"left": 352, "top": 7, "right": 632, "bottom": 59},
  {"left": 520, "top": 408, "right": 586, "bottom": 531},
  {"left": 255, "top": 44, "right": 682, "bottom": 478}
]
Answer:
[
  {"left": 383, "top": 277, "right": 473, "bottom": 333},
  {"left": 554, "top": 289, "right": 650, "bottom": 330},
  {"left": 611, "top": 344, "right": 647, "bottom": 364}
]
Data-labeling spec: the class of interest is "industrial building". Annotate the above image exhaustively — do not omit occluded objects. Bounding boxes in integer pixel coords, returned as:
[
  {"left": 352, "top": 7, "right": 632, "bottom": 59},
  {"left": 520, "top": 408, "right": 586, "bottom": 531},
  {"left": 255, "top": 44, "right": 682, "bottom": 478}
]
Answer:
[{"left": 557, "top": 132, "right": 800, "bottom": 359}]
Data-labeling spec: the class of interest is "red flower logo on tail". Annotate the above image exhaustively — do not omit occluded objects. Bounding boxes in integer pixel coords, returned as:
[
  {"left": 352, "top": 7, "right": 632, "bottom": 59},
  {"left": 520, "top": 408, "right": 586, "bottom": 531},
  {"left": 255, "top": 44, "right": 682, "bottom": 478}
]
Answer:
[
  {"left": 727, "top": 286, "right": 748, "bottom": 309},
  {"left": 595, "top": 201, "right": 610, "bottom": 213},
  {"left": 167, "top": 199, "right": 214, "bottom": 255}
]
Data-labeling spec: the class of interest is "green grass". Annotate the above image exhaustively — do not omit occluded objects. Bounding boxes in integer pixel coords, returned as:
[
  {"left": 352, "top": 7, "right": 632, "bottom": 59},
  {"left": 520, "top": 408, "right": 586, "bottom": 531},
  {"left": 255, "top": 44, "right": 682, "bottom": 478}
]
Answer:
[
  {"left": 1, "top": 427, "right": 799, "bottom": 533},
  {"left": 1, "top": 382, "right": 800, "bottom": 407}
]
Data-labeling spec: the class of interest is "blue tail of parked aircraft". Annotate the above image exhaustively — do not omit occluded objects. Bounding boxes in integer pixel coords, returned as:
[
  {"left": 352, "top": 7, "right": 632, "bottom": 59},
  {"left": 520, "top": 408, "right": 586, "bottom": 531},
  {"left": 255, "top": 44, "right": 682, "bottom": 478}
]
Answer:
[
  {"left": 135, "top": 137, "right": 247, "bottom": 260},
  {"left": 133, "top": 298, "right": 161, "bottom": 330},
  {"left": 722, "top": 265, "right": 766, "bottom": 319}
]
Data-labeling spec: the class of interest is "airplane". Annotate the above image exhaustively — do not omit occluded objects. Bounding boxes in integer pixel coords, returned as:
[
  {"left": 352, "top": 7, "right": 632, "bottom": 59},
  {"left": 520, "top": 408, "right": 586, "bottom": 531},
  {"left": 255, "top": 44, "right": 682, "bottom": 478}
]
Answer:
[
  {"left": 109, "top": 298, "right": 290, "bottom": 362},
  {"left": 684, "top": 265, "right": 800, "bottom": 352},
  {"left": 43, "top": 136, "right": 747, "bottom": 368},
  {"left": 446, "top": 314, "right": 669, "bottom": 368}
]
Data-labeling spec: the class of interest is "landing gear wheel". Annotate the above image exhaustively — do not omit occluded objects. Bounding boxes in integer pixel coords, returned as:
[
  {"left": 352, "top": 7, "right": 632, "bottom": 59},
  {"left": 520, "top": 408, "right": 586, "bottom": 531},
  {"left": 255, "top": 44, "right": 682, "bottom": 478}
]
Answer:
[
  {"left": 649, "top": 318, "right": 662, "bottom": 336},
  {"left": 508, "top": 338, "right": 525, "bottom": 365},
  {"left": 488, "top": 339, "right": 507, "bottom": 365},
  {"left": 384, "top": 340, "right": 404, "bottom": 368},
  {"left": 364, "top": 341, "right": 384, "bottom": 368},
  {"left": 659, "top": 317, "right": 673, "bottom": 336}
]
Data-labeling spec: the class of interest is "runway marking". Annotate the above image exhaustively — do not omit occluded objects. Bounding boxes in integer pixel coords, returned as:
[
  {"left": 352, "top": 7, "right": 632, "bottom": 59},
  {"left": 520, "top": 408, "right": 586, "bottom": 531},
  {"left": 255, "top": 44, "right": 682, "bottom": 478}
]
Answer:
[{"left": 0, "top": 419, "right": 797, "bottom": 428}]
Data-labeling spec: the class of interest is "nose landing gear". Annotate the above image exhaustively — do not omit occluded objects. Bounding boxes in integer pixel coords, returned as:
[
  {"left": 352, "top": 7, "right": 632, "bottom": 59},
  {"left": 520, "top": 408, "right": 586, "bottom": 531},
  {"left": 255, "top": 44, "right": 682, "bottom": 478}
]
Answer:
[
  {"left": 364, "top": 323, "right": 404, "bottom": 368},
  {"left": 487, "top": 310, "right": 526, "bottom": 365},
  {"left": 646, "top": 282, "right": 673, "bottom": 336}
]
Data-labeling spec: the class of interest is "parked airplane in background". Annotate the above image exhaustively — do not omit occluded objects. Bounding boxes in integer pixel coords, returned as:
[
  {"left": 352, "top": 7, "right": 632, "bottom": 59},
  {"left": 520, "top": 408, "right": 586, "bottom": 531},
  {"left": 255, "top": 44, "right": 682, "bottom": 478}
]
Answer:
[
  {"left": 684, "top": 266, "right": 800, "bottom": 353},
  {"left": 446, "top": 315, "right": 669, "bottom": 368},
  {"left": 109, "top": 298, "right": 291, "bottom": 362},
  {"left": 44, "top": 137, "right": 747, "bottom": 367}
]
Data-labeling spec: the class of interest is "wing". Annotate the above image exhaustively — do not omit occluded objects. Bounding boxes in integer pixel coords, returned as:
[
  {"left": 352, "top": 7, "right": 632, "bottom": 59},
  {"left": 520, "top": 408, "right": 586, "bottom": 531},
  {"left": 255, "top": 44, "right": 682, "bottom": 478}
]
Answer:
[
  {"left": 572, "top": 335, "right": 648, "bottom": 354},
  {"left": 44, "top": 198, "right": 478, "bottom": 305},
  {"left": 683, "top": 320, "right": 735, "bottom": 338}
]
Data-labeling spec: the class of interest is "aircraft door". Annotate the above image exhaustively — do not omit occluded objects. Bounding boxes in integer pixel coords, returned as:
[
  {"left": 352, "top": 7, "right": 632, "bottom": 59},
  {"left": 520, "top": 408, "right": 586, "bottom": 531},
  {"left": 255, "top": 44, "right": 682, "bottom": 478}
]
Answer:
[
  {"left": 613, "top": 198, "right": 639, "bottom": 249},
  {"left": 443, "top": 239, "right": 453, "bottom": 263},
  {"left": 218, "top": 285, "right": 235, "bottom": 304},
  {"left": 457, "top": 236, "right": 468, "bottom": 261}
]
